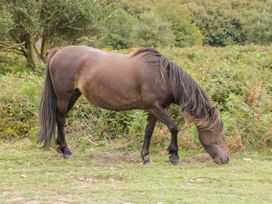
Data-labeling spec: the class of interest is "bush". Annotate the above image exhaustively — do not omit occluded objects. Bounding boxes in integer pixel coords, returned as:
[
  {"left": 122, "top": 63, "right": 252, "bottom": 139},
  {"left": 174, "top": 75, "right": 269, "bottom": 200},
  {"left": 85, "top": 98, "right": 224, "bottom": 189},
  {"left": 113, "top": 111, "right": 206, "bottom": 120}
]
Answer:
[
  {"left": 243, "top": 9, "right": 272, "bottom": 45},
  {"left": 131, "top": 12, "right": 175, "bottom": 47},
  {"left": 94, "top": 9, "right": 137, "bottom": 49},
  {"left": 188, "top": 3, "right": 246, "bottom": 46},
  {"left": 0, "top": 73, "right": 42, "bottom": 140},
  {"left": 160, "top": 45, "right": 272, "bottom": 151},
  {"left": 0, "top": 52, "right": 31, "bottom": 75},
  {"left": 154, "top": 0, "right": 203, "bottom": 47},
  {"left": 184, "top": 0, "right": 272, "bottom": 46}
]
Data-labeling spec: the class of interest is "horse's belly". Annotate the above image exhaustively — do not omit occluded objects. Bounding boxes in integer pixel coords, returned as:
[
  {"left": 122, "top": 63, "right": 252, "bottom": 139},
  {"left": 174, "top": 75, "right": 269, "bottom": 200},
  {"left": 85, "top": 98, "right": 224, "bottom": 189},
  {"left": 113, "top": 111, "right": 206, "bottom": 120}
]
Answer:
[
  {"left": 78, "top": 78, "right": 143, "bottom": 111},
  {"left": 85, "top": 91, "right": 143, "bottom": 110}
]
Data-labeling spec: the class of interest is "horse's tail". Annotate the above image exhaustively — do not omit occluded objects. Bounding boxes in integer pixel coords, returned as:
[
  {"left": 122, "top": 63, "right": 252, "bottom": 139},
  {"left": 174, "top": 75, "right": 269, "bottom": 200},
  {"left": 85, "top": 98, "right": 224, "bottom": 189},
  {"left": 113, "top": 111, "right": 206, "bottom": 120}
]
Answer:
[{"left": 37, "top": 49, "right": 58, "bottom": 147}]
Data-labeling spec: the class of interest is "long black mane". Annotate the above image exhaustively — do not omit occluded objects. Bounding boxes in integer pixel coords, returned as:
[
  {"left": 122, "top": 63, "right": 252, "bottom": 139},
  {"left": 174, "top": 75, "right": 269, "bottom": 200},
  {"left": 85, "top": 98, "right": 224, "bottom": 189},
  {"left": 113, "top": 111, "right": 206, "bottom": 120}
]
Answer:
[{"left": 132, "top": 48, "right": 224, "bottom": 134}]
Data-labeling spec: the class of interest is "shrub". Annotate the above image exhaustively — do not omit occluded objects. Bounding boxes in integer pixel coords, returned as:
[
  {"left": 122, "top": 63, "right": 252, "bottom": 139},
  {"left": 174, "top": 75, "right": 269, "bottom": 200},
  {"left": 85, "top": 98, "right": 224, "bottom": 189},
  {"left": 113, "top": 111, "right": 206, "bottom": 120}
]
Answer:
[
  {"left": 94, "top": 9, "right": 137, "bottom": 49},
  {"left": 184, "top": 0, "right": 272, "bottom": 46},
  {"left": 188, "top": 3, "right": 246, "bottom": 46},
  {"left": 0, "top": 52, "right": 31, "bottom": 75},
  {"left": 131, "top": 12, "right": 175, "bottom": 48},
  {"left": 243, "top": 9, "right": 272, "bottom": 45},
  {"left": 154, "top": 0, "right": 203, "bottom": 47},
  {"left": 0, "top": 73, "right": 42, "bottom": 140},
  {"left": 160, "top": 45, "right": 272, "bottom": 151}
]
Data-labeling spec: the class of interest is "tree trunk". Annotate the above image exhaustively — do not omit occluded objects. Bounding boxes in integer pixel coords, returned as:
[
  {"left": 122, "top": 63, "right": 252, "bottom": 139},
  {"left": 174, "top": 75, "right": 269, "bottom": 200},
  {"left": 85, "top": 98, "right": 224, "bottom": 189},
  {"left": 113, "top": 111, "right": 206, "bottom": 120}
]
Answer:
[
  {"left": 40, "top": 36, "right": 48, "bottom": 63},
  {"left": 24, "top": 34, "right": 40, "bottom": 70}
]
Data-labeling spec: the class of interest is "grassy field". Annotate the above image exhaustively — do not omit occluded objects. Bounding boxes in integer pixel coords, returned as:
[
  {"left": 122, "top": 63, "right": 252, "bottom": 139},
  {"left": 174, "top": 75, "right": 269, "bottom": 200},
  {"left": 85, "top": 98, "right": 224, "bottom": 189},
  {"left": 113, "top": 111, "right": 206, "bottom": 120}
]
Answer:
[
  {"left": 0, "top": 141, "right": 271, "bottom": 204},
  {"left": 0, "top": 45, "right": 271, "bottom": 203}
]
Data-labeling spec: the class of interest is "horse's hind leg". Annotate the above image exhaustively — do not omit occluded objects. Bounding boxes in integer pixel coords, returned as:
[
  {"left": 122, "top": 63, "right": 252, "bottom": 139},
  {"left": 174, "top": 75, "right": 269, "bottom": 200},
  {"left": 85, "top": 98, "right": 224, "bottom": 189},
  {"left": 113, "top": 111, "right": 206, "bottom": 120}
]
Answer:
[
  {"left": 56, "top": 98, "right": 71, "bottom": 158},
  {"left": 67, "top": 89, "right": 81, "bottom": 112},
  {"left": 141, "top": 114, "right": 157, "bottom": 164},
  {"left": 56, "top": 90, "right": 81, "bottom": 159}
]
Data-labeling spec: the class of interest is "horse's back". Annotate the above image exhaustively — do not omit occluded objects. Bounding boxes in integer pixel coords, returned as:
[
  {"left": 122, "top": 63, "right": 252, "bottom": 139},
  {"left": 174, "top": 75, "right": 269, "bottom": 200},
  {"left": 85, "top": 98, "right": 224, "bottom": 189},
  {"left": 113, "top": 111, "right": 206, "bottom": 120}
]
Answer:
[{"left": 49, "top": 46, "right": 171, "bottom": 110}]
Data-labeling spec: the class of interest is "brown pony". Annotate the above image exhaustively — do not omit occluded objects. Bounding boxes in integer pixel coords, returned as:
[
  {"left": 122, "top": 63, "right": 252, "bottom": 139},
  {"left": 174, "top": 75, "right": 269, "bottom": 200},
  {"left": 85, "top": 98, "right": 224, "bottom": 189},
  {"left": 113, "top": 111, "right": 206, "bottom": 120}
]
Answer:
[{"left": 38, "top": 46, "right": 229, "bottom": 164}]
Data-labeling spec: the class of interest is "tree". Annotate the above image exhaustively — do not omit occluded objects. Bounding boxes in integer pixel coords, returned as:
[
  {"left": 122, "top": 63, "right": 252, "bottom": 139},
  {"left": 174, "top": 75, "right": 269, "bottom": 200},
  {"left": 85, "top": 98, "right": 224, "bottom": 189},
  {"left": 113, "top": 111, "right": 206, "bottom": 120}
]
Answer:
[
  {"left": 131, "top": 12, "right": 175, "bottom": 48},
  {"left": 95, "top": 8, "right": 137, "bottom": 49},
  {"left": 120, "top": 0, "right": 203, "bottom": 47},
  {"left": 183, "top": 0, "right": 272, "bottom": 46},
  {"left": 243, "top": 9, "right": 272, "bottom": 45},
  {"left": 0, "top": 0, "right": 117, "bottom": 69},
  {"left": 153, "top": 0, "right": 203, "bottom": 47},
  {"left": 188, "top": 2, "right": 246, "bottom": 46}
]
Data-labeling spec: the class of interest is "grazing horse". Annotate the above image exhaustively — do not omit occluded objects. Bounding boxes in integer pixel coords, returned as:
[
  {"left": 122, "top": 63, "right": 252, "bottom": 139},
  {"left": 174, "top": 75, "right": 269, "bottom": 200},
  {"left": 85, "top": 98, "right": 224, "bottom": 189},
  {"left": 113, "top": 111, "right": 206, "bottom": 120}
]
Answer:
[{"left": 38, "top": 46, "right": 230, "bottom": 164}]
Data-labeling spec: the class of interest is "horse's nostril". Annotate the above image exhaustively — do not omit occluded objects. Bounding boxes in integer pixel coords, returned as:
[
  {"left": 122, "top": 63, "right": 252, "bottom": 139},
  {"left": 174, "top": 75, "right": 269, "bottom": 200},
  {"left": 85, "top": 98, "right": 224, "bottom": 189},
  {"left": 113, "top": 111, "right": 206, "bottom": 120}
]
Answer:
[
  {"left": 223, "top": 156, "right": 229, "bottom": 164},
  {"left": 226, "top": 156, "right": 230, "bottom": 163}
]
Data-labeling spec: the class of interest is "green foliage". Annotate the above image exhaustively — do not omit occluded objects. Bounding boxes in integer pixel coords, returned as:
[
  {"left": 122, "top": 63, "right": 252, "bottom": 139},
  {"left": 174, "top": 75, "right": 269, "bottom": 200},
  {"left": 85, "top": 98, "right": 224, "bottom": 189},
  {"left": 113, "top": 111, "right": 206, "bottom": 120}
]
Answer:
[
  {"left": 120, "top": 0, "right": 203, "bottom": 47},
  {"left": 153, "top": 0, "right": 203, "bottom": 47},
  {"left": 119, "top": 0, "right": 150, "bottom": 16},
  {"left": 0, "top": 7, "right": 13, "bottom": 41},
  {"left": 243, "top": 9, "right": 272, "bottom": 45},
  {"left": 0, "top": 0, "right": 118, "bottom": 68},
  {"left": 0, "top": 72, "right": 42, "bottom": 140},
  {"left": 131, "top": 12, "right": 175, "bottom": 47},
  {"left": 41, "top": 0, "right": 117, "bottom": 45},
  {"left": 184, "top": 0, "right": 272, "bottom": 46},
  {"left": 187, "top": 2, "right": 245, "bottom": 46},
  {"left": 0, "top": 52, "right": 30, "bottom": 75},
  {"left": 120, "top": 0, "right": 272, "bottom": 47},
  {"left": 0, "top": 46, "right": 271, "bottom": 151},
  {"left": 1, "top": 0, "right": 272, "bottom": 71},
  {"left": 161, "top": 45, "right": 272, "bottom": 151},
  {"left": 95, "top": 9, "right": 137, "bottom": 49}
]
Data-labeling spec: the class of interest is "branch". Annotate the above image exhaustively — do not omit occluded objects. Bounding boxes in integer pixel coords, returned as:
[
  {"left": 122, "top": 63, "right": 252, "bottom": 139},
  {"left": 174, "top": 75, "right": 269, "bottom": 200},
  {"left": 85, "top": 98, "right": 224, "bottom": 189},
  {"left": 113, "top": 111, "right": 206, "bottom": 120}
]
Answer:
[
  {"left": 58, "top": 25, "right": 84, "bottom": 31},
  {"left": 0, "top": 41, "right": 25, "bottom": 55},
  {"left": 0, "top": 41, "right": 25, "bottom": 50},
  {"left": 33, "top": 43, "right": 41, "bottom": 59},
  {"left": 40, "top": 35, "right": 48, "bottom": 63},
  {"left": 0, "top": 49, "right": 24, "bottom": 55}
]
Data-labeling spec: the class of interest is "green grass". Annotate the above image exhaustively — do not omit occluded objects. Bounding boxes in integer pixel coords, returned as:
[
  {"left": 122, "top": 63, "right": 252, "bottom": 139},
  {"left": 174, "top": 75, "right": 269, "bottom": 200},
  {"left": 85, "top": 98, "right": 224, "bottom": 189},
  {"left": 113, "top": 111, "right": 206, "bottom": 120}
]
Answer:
[{"left": 0, "top": 141, "right": 271, "bottom": 203}]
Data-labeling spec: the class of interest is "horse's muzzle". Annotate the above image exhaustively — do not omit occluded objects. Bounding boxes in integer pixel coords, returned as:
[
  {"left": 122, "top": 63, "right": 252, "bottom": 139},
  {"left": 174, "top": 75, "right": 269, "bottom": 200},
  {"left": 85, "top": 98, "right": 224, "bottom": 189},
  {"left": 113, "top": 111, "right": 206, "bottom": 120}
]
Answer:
[{"left": 213, "top": 155, "right": 230, "bottom": 164}]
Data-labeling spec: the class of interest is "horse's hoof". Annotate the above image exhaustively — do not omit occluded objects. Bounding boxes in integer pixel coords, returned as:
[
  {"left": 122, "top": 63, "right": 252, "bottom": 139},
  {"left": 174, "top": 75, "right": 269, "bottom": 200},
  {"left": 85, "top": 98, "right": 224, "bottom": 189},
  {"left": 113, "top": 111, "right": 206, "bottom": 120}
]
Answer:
[
  {"left": 169, "top": 159, "right": 180, "bottom": 165},
  {"left": 169, "top": 154, "right": 180, "bottom": 165},
  {"left": 56, "top": 146, "right": 62, "bottom": 154},
  {"left": 142, "top": 155, "right": 152, "bottom": 164},
  {"left": 63, "top": 148, "right": 72, "bottom": 160},
  {"left": 143, "top": 158, "right": 152, "bottom": 164},
  {"left": 63, "top": 153, "right": 73, "bottom": 160}
]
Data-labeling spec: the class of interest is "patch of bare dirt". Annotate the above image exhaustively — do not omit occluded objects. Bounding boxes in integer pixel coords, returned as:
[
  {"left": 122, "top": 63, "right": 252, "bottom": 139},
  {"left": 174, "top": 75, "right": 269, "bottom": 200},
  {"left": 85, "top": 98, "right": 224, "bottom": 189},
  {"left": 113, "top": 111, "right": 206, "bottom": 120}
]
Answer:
[
  {"left": 184, "top": 177, "right": 220, "bottom": 185},
  {"left": 6, "top": 196, "right": 25, "bottom": 203},
  {"left": 181, "top": 153, "right": 212, "bottom": 163},
  {"left": 258, "top": 179, "right": 272, "bottom": 184},
  {"left": 74, "top": 176, "right": 119, "bottom": 184},
  {"left": 89, "top": 151, "right": 140, "bottom": 164}
]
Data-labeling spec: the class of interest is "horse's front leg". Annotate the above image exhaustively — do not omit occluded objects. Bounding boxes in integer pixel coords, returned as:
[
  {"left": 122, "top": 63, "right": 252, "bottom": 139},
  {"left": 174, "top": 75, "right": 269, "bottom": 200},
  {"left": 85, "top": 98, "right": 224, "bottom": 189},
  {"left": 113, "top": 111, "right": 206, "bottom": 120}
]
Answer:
[
  {"left": 141, "top": 114, "right": 157, "bottom": 164},
  {"left": 150, "top": 106, "right": 180, "bottom": 165}
]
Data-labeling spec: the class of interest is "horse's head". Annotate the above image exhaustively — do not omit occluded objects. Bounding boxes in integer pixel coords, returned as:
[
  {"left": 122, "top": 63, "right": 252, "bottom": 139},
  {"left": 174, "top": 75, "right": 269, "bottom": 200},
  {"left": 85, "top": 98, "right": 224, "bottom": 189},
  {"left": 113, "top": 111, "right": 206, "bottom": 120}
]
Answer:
[{"left": 198, "top": 128, "right": 230, "bottom": 164}]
